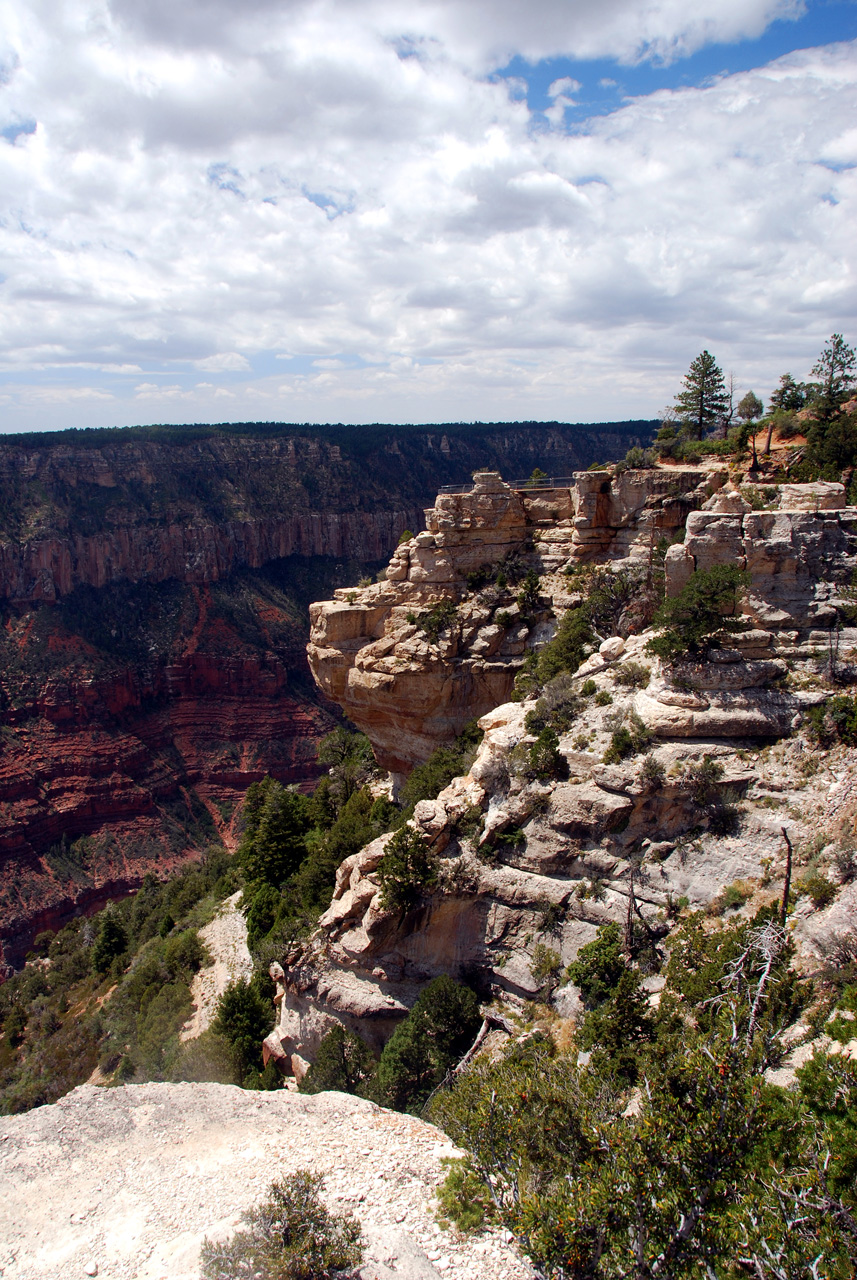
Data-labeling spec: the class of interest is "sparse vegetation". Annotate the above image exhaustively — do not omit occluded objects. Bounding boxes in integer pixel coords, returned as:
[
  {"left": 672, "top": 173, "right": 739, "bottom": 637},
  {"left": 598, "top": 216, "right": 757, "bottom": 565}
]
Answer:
[
  {"left": 613, "top": 660, "right": 651, "bottom": 689},
  {"left": 200, "top": 1171, "right": 363, "bottom": 1280},
  {"left": 406, "top": 599, "right": 458, "bottom": 644}
]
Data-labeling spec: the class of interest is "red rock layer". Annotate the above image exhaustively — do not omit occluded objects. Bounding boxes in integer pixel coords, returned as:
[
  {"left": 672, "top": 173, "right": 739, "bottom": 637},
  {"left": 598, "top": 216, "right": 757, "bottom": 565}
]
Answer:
[{"left": 0, "top": 589, "right": 339, "bottom": 968}]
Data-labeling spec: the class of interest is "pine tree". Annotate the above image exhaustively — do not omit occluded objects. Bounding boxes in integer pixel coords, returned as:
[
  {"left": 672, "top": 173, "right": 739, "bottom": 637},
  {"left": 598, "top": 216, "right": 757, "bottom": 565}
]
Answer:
[
  {"left": 809, "top": 332, "right": 857, "bottom": 425},
  {"left": 673, "top": 350, "right": 729, "bottom": 440},
  {"left": 239, "top": 779, "right": 308, "bottom": 892}
]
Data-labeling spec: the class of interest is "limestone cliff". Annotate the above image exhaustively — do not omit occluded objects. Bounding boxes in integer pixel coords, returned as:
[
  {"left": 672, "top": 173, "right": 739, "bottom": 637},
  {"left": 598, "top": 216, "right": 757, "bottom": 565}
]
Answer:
[
  {"left": 0, "top": 420, "right": 655, "bottom": 967},
  {"left": 270, "top": 467, "right": 857, "bottom": 1074},
  {"left": 308, "top": 466, "right": 711, "bottom": 772}
]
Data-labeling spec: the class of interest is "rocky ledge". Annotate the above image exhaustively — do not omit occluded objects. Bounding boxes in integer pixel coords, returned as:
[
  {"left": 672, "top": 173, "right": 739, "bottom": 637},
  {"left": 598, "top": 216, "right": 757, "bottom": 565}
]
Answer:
[
  {"left": 0, "top": 1082, "right": 530, "bottom": 1280},
  {"left": 271, "top": 467, "right": 857, "bottom": 1073}
]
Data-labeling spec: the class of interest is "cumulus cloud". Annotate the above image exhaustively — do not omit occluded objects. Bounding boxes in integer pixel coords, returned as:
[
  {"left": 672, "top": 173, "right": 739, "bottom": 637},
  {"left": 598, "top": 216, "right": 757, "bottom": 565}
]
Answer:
[
  {"left": 105, "top": 0, "right": 806, "bottom": 70},
  {"left": 196, "top": 353, "right": 252, "bottom": 371},
  {"left": 0, "top": 0, "right": 854, "bottom": 429}
]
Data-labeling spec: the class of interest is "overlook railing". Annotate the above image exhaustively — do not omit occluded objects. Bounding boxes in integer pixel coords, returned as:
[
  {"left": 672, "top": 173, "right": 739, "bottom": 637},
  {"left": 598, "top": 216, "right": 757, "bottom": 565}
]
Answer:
[{"left": 437, "top": 475, "right": 580, "bottom": 495}]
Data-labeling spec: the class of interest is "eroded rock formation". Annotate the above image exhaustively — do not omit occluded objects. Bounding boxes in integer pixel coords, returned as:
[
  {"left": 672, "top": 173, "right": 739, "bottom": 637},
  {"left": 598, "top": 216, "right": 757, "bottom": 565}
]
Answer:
[
  {"left": 0, "top": 423, "right": 656, "bottom": 964},
  {"left": 269, "top": 466, "right": 857, "bottom": 1073}
]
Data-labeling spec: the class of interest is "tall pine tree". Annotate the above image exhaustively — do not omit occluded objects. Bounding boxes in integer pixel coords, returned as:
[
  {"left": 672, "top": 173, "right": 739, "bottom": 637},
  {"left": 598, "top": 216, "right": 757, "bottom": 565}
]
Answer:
[{"left": 673, "top": 350, "right": 729, "bottom": 439}]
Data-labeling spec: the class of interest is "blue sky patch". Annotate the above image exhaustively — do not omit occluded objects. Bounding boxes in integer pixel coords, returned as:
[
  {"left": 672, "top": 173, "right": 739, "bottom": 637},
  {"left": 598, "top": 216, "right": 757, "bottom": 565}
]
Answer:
[
  {"left": 1, "top": 118, "right": 36, "bottom": 144},
  {"left": 496, "top": 0, "right": 857, "bottom": 125}
]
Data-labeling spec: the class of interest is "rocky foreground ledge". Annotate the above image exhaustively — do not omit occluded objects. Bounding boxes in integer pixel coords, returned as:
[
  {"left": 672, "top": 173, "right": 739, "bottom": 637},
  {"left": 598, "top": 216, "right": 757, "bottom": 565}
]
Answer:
[{"left": 0, "top": 1082, "right": 530, "bottom": 1280}]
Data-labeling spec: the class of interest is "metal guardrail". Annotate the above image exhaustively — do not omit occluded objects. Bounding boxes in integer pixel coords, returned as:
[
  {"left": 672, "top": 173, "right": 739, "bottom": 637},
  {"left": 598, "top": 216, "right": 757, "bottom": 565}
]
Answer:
[{"left": 437, "top": 475, "right": 580, "bottom": 494}]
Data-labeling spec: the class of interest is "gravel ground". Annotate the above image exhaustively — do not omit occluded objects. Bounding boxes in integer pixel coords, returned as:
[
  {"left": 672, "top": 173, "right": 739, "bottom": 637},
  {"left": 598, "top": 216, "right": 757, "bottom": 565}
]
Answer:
[
  {"left": 0, "top": 1082, "right": 533, "bottom": 1280},
  {"left": 180, "top": 892, "right": 253, "bottom": 1042}
]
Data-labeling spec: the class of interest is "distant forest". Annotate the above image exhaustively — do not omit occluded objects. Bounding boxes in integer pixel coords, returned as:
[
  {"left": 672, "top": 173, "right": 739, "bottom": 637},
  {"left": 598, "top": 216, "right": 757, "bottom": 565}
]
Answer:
[{"left": 2, "top": 418, "right": 658, "bottom": 457}]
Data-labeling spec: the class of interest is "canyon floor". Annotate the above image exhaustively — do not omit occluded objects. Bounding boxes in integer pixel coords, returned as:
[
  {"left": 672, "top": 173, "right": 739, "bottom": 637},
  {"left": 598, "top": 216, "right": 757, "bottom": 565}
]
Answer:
[{"left": 0, "top": 1082, "right": 531, "bottom": 1280}]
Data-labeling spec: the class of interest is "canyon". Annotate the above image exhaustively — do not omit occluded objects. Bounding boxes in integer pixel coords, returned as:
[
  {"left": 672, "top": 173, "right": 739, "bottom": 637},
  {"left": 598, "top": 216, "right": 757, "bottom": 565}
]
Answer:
[
  {"left": 0, "top": 420, "right": 653, "bottom": 967},
  {"left": 269, "top": 465, "right": 857, "bottom": 1073}
]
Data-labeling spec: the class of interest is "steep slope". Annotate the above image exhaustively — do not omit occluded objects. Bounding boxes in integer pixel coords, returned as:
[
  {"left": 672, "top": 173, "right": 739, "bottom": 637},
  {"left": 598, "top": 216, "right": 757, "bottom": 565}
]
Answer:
[
  {"left": 0, "top": 420, "right": 654, "bottom": 968},
  {"left": 269, "top": 469, "right": 857, "bottom": 1070}
]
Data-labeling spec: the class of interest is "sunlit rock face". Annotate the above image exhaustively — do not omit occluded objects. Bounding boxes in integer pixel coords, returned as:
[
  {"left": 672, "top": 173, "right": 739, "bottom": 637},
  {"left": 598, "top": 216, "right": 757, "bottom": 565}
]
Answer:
[
  {"left": 307, "top": 468, "right": 713, "bottom": 773},
  {"left": 283, "top": 467, "right": 857, "bottom": 1069}
]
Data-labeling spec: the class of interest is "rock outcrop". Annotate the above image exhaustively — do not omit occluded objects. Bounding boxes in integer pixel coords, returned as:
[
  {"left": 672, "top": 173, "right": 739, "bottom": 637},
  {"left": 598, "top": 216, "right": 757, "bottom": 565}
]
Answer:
[
  {"left": 308, "top": 468, "right": 714, "bottom": 772},
  {"left": 308, "top": 470, "right": 857, "bottom": 773},
  {"left": 665, "top": 481, "right": 857, "bottom": 629},
  {"left": 270, "top": 466, "right": 857, "bottom": 1071},
  {"left": 0, "top": 1082, "right": 529, "bottom": 1280}
]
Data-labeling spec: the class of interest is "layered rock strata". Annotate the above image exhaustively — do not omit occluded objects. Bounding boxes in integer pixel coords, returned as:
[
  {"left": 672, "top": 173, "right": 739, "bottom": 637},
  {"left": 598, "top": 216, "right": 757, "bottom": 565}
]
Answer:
[
  {"left": 308, "top": 470, "right": 857, "bottom": 772},
  {"left": 270, "top": 469, "right": 857, "bottom": 1073}
]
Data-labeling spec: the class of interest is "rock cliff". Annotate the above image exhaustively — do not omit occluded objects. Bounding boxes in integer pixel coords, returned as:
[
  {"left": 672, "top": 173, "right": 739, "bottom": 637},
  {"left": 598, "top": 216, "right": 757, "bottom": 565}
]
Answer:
[
  {"left": 0, "top": 421, "right": 654, "bottom": 968},
  {"left": 270, "top": 466, "right": 857, "bottom": 1074},
  {"left": 308, "top": 467, "right": 712, "bottom": 772}
]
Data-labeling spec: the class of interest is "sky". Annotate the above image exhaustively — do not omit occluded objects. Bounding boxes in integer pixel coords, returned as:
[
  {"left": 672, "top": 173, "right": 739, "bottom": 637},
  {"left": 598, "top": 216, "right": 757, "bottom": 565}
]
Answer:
[{"left": 0, "top": 0, "right": 855, "bottom": 433}]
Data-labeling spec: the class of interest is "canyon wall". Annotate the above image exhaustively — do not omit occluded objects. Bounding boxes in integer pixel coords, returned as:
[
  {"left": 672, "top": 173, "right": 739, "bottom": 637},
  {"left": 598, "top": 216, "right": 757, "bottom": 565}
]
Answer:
[
  {"left": 0, "top": 420, "right": 654, "bottom": 966},
  {"left": 267, "top": 466, "right": 857, "bottom": 1073}
]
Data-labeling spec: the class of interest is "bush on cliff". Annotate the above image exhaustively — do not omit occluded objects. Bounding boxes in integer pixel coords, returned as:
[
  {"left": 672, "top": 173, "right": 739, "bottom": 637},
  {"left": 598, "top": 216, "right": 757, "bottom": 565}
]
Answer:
[
  {"left": 806, "top": 694, "right": 857, "bottom": 747},
  {"left": 298, "top": 1024, "right": 376, "bottom": 1097},
  {"left": 374, "top": 975, "right": 481, "bottom": 1113},
  {"left": 200, "top": 1170, "right": 364, "bottom": 1280},
  {"left": 212, "top": 974, "right": 275, "bottom": 1087},
  {"left": 645, "top": 564, "right": 748, "bottom": 663},
  {"left": 377, "top": 826, "right": 439, "bottom": 912},
  {"left": 91, "top": 906, "right": 129, "bottom": 975},
  {"left": 398, "top": 719, "right": 484, "bottom": 818},
  {"left": 239, "top": 778, "right": 310, "bottom": 893}
]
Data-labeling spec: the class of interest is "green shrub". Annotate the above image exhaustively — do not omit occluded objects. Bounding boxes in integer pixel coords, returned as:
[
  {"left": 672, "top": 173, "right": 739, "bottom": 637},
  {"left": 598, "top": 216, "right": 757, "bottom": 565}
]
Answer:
[
  {"left": 594, "top": 689, "right": 612, "bottom": 705},
  {"left": 603, "top": 727, "right": 635, "bottom": 763},
  {"left": 521, "top": 602, "right": 594, "bottom": 688},
  {"left": 299, "top": 1024, "right": 376, "bottom": 1096},
  {"left": 200, "top": 1171, "right": 363, "bottom": 1280},
  {"left": 91, "top": 907, "right": 128, "bottom": 975},
  {"left": 577, "top": 967, "right": 655, "bottom": 1083},
  {"left": 245, "top": 884, "right": 284, "bottom": 950},
  {"left": 436, "top": 1157, "right": 496, "bottom": 1233},
  {"left": 239, "top": 778, "right": 309, "bottom": 893},
  {"left": 581, "top": 679, "right": 597, "bottom": 697},
  {"left": 795, "top": 872, "right": 836, "bottom": 910},
  {"left": 517, "top": 570, "right": 542, "bottom": 612},
  {"left": 524, "top": 676, "right": 580, "bottom": 736},
  {"left": 397, "top": 529, "right": 414, "bottom": 545},
  {"left": 377, "top": 827, "right": 439, "bottom": 912},
  {"left": 680, "top": 754, "right": 724, "bottom": 804},
  {"left": 530, "top": 943, "right": 562, "bottom": 1000},
  {"left": 637, "top": 754, "right": 665, "bottom": 791},
  {"left": 212, "top": 977, "right": 274, "bottom": 1085},
  {"left": 613, "top": 660, "right": 651, "bottom": 689},
  {"left": 494, "top": 825, "right": 525, "bottom": 847},
  {"left": 526, "top": 727, "right": 568, "bottom": 781},
  {"left": 398, "top": 721, "right": 483, "bottom": 818},
  {"left": 602, "top": 712, "right": 651, "bottom": 764},
  {"left": 406, "top": 599, "right": 458, "bottom": 644},
  {"left": 710, "top": 880, "right": 755, "bottom": 915},
  {"left": 646, "top": 564, "right": 748, "bottom": 663},
  {"left": 564, "top": 923, "right": 627, "bottom": 1009},
  {"left": 807, "top": 695, "right": 857, "bottom": 747},
  {"left": 374, "top": 975, "right": 481, "bottom": 1113}
]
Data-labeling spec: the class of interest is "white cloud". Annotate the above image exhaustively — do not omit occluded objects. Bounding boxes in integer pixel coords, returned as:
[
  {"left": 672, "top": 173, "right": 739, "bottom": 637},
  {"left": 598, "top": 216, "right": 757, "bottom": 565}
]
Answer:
[
  {"left": 195, "top": 352, "right": 252, "bottom": 371},
  {"left": 0, "top": 1, "right": 853, "bottom": 431},
  {"left": 548, "top": 77, "right": 582, "bottom": 98}
]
